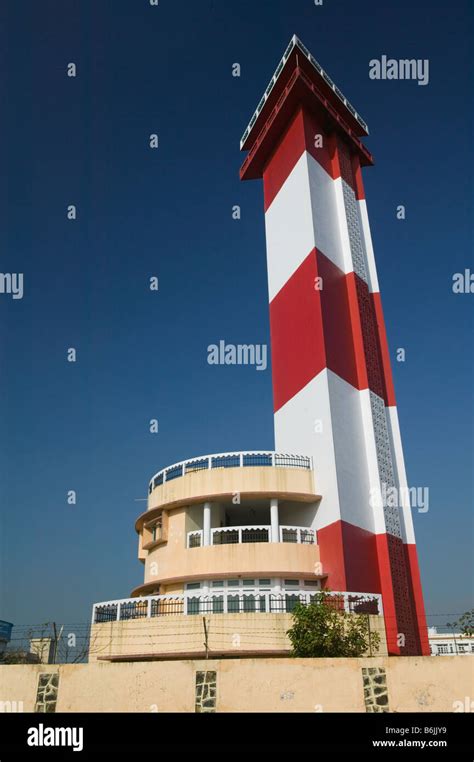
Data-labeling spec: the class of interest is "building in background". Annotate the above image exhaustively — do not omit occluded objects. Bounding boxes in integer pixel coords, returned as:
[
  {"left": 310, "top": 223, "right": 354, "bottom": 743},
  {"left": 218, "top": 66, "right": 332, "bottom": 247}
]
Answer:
[
  {"left": 90, "top": 36, "right": 428, "bottom": 661},
  {"left": 428, "top": 628, "right": 474, "bottom": 656},
  {"left": 0, "top": 621, "right": 13, "bottom": 656},
  {"left": 29, "top": 638, "right": 55, "bottom": 665}
]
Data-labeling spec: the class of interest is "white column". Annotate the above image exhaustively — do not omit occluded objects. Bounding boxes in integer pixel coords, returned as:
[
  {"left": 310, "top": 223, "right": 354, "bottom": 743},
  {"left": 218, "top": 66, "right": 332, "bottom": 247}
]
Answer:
[
  {"left": 270, "top": 498, "right": 279, "bottom": 543},
  {"left": 203, "top": 502, "right": 212, "bottom": 546}
]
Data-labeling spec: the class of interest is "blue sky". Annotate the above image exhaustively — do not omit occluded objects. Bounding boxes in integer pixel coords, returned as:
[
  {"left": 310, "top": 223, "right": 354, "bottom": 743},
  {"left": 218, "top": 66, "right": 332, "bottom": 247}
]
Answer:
[{"left": 0, "top": 0, "right": 472, "bottom": 632}]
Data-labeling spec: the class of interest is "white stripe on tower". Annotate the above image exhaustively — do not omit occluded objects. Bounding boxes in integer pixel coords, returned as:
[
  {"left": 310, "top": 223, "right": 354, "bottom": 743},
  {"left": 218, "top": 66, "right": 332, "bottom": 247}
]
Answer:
[
  {"left": 264, "top": 151, "right": 352, "bottom": 302},
  {"left": 357, "top": 198, "right": 380, "bottom": 293}
]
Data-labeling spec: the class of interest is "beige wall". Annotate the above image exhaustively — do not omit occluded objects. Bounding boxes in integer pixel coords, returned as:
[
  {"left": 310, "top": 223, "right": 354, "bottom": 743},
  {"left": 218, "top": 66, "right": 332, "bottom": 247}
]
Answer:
[
  {"left": 279, "top": 500, "right": 317, "bottom": 527},
  {"left": 142, "top": 466, "right": 318, "bottom": 518},
  {"left": 184, "top": 503, "right": 204, "bottom": 533},
  {"left": 0, "top": 662, "right": 194, "bottom": 713},
  {"left": 89, "top": 613, "right": 387, "bottom": 661},
  {"left": 0, "top": 656, "right": 471, "bottom": 713}
]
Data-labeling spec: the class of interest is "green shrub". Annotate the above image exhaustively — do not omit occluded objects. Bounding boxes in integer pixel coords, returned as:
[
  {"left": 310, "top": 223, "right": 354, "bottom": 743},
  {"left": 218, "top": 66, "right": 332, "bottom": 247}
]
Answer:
[{"left": 287, "top": 591, "right": 380, "bottom": 658}]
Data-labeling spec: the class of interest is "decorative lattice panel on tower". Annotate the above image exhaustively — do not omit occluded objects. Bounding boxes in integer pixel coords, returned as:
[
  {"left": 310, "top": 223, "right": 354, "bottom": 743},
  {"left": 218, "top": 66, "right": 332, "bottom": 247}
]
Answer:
[
  {"left": 355, "top": 276, "right": 385, "bottom": 399},
  {"left": 342, "top": 180, "right": 368, "bottom": 282},
  {"left": 370, "top": 391, "right": 402, "bottom": 539},
  {"left": 338, "top": 140, "right": 368, "bottom": 282},
  {"left": 386, "top": 535, "right": 419, "bottom": 654}
]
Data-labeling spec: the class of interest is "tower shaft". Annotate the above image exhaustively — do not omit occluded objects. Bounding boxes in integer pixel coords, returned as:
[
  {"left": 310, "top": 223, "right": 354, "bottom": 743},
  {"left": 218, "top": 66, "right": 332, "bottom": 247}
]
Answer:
[{"left": 240, "top": 38, "right": 429, "bottom": 655}]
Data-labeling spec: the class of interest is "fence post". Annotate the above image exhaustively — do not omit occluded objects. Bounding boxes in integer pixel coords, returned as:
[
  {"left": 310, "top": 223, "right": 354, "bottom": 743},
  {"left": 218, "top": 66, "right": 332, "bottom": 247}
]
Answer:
[
  {"left": 203, "top": 617, "right": 209, "bottom": 659},
  {"left": 116, "top": 603, "right": 121, "bottom": 621},
  {"left": 343, "top": 594, "right": 350, "bottom": 613},
  {"left": 378, "top": 595, "right": 383, "bottom": 617}
]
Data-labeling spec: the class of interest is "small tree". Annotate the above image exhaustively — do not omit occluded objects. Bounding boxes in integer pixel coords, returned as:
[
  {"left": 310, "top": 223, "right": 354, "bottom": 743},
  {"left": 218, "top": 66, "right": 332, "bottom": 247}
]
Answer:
[
  {"left": 287, "top": 591, "right": 380, "bottom": 658},
  {"left": 449, "top": 610, "right": 474, "bottom": 637}
]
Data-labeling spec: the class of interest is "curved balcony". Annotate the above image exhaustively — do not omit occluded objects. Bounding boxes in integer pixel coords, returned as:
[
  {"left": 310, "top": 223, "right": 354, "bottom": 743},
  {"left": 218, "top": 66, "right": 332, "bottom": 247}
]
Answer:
[
  {"left": 140, "top": 451, "right": 318, "bottom": 523},
  {"left": 149, "top": 451, "right": 312, "bottom": 493},
  {"left": 133, "top": 538, "right": 322, "bottom": 594},
  {"left": 92, "top": 590, "right": 383, "bottom": 624}
]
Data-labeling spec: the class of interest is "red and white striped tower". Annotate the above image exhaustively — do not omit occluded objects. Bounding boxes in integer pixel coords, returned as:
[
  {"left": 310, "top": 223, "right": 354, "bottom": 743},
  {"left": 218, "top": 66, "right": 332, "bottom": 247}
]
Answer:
[{"left": 240, "top": 36, "right": 429, "bottom": 655}]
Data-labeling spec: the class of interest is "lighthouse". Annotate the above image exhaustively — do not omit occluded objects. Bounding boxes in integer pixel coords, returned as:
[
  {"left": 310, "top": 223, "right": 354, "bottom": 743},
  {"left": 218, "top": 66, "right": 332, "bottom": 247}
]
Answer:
[
  {"left": 90, "top": 35, "right": 429, "bottom": 663},
  {"left": 240, "top": 35, "right": 429, "bottom": 656}
]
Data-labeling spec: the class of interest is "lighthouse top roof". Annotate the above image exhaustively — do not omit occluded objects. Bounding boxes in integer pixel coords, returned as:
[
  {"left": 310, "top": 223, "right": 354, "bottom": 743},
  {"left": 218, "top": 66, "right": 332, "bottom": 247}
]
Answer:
[{"left": 240, "top": 34, "right": 369, "bottom": 152}]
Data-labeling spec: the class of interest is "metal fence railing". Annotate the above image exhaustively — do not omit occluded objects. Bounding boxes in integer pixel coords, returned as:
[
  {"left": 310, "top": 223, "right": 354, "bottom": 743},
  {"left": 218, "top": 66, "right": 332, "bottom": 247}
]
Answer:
[
  {"left": 92, "top": 591, "right": 383, "bottom": 623},
  {"left": 212, "top": 526, "right": 270, "bottom": 545},
  {"left": 279, "top": 526, "right": 316, "bottom": 545},
  {"left": 149, "top": 451, "right": 313, "bottom": 493},
  {"left": 187, "top": 530, "right": 203, "bottom": 548},
  {"left": 186, "top": 526, "right": 317, "bottom": 548}
]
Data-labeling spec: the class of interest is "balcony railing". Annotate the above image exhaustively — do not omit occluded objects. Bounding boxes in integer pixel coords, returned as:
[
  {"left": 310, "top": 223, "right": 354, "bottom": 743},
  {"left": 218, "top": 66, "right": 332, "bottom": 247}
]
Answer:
[
  {"left": 186, "top": 525, "right": 317, "bottom": 548},
  {"left": 149, "top": 451, "right": 313, "bottom": 493},
  {"left": 187, "top": 530, "right": 203, "bottom": 548},
  {"left": 279, "top": 526, "right": 316, "bottom": 544},
  {"left": 92, "top": 590, "right": 383, "bottom": 624},
  {"left": 212, "top": 525, "right": 270, "bottom": 545}
]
